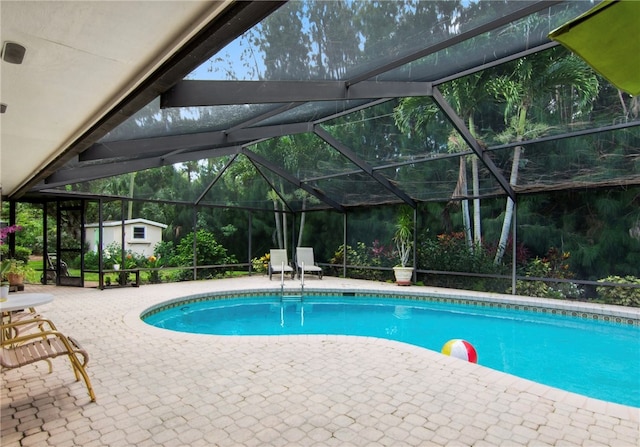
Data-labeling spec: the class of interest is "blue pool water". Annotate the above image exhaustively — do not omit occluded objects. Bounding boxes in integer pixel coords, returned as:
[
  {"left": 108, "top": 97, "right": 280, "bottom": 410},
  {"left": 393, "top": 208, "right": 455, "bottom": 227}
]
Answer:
[{"left": 144, "top": 295, "right": 640, "bottom": 407}]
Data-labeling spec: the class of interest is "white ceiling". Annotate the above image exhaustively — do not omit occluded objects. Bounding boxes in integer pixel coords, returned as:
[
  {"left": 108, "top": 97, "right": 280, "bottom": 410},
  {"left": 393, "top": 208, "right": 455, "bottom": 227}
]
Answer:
[{"left": 0, "top": 0, "right": 230, "bottom": 197}]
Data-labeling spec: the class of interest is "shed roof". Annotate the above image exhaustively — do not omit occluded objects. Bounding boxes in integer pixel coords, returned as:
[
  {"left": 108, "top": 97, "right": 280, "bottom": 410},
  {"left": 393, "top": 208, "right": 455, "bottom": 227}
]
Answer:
[{"left": 85, "top": 219, "right": 168, "bottom": 229}]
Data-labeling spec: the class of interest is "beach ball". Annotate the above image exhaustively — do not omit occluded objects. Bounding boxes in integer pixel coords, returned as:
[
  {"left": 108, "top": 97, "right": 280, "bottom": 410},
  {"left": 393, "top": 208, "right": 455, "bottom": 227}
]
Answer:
[{"left": 441, "top": 339, "right": 477, "bottom": 363}]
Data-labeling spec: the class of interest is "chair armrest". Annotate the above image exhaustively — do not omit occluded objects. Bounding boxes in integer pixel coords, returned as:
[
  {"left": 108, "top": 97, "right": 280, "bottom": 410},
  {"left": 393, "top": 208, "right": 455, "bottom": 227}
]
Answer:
[
  {"left": 1, "top": 317, "right": 58, "bottom": 332},
  {"left": 1, "top": 329, "right": 60, "bottom": 347},
  {"left": 1, "top": 330, "right": 89, "bottom": 367}
]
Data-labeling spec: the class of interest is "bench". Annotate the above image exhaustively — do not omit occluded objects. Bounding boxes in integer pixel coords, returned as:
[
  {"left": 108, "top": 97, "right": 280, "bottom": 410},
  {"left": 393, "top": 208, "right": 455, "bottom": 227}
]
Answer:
[{"left": 85, "top": 269, "right": 140, "bottom": 290}]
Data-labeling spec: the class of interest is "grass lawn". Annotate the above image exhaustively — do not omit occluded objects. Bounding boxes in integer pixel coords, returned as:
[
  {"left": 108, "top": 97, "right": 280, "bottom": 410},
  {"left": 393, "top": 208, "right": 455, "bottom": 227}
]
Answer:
[{"left": 24, "top": 258, "right": 249, "bottom": 285}]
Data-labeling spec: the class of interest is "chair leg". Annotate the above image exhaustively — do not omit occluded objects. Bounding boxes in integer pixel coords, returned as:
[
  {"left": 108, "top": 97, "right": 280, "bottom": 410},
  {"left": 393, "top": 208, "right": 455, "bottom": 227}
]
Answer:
[
  {"left": 45, "top": 359, "right": 53, "bottom": 374},
  {"left": 69, "top": 359, "right": 81, "bottom": 381},
  {"left": 66, "top": 353, "right": 96, "bottom": 402}
]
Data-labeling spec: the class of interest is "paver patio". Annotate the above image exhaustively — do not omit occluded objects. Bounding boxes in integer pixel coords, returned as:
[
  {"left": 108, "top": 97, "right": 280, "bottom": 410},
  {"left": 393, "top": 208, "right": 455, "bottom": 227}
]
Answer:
[{"left": 1, "top": 276, "right": 638, "bottom": 446}]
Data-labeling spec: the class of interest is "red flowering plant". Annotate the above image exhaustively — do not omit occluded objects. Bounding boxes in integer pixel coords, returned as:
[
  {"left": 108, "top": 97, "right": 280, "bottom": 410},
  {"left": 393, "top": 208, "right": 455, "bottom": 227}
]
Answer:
[{"left": 371, "top": 239, "right": 394, "bottom": 265}]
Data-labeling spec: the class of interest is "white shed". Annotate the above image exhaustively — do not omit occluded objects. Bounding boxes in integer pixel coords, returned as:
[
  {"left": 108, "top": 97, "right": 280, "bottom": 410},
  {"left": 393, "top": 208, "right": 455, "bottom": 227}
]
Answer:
[{"left": 85, "top": 219, "right": 167, "bottom": 257}]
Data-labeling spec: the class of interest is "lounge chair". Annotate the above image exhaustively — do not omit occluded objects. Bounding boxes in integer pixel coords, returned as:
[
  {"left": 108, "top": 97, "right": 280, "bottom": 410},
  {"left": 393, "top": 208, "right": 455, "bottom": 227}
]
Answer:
[
  {"left": 0, "top": 317, "right": 96, "bottom": 402},
  {"left": 1, "top": 307, "right": 46, "bottom": 339},
  {"left": 296, "top": 247, "right": 323, "bottom": 279},
  {"left": 268, "top": 249, "right": 295, "bottom": 280}
]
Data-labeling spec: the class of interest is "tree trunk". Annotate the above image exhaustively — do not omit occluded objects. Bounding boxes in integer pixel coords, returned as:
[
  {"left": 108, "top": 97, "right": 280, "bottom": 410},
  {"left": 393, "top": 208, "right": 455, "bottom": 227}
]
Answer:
[
  {"left": 297, "top": 197, "right": 307, "bottom": 248},
  {"left": 128, "top": 172, "right": 136, "bottom": 219},
  {"left": 282, "top": 211, "right": 288, "bottom": 255},
  {"left": 468, "top": 116, "right": 481, "bottom": 249},
  {"left": 495, "top": 144, "right": 523, "bottom": 264},
  {"left": 454, "top": 157, "right": 473, "bottom": 249},
  {"left": 495, "top": 106, "right": 527, "bottom": 264},
  {"left": 472, "top": 156, "right": 481, "bottom": 247},
  {"left": 273, "top": 200, "right": 283, "bottom": 249}
]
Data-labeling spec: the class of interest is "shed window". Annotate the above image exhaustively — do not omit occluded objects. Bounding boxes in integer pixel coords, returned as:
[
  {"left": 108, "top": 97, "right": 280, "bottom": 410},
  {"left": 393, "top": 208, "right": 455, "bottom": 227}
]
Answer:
[{"left": 133, "top": 226, "right": 146, "bottom": 239}]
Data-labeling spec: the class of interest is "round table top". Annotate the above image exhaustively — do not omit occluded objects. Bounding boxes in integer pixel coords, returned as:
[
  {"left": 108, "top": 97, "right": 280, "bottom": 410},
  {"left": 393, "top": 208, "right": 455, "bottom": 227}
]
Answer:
[{"left": 0, "top": 293, "right": 54, "bottom": 312}]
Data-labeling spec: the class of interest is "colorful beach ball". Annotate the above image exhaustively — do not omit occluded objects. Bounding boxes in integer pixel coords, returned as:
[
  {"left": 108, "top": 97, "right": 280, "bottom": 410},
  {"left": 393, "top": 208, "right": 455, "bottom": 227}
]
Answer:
[{"left": 441, "top": 339, "right": 478, "bottom": 363}]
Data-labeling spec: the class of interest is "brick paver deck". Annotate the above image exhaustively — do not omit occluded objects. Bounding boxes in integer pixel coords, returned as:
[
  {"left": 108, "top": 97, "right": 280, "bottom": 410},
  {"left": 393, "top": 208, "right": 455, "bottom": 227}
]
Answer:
[{"left": 1, "top": 276, "right": 638, "bottom": 446}]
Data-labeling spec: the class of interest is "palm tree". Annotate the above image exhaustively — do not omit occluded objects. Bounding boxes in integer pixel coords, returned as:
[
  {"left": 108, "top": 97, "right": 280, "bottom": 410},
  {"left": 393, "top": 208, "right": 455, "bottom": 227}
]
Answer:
[
  {"left": 395, "top": 72, "right": 495, "bottom": 250},
  {"left": 492, "top": 50, "right": 599, "bottom": 264}
]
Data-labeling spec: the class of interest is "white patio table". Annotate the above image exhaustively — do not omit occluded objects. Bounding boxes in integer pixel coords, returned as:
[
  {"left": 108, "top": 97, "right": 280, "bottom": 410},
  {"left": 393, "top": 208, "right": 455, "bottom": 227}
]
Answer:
[{"left": 0, "top": 293, "right": 54, "bottom": 313}]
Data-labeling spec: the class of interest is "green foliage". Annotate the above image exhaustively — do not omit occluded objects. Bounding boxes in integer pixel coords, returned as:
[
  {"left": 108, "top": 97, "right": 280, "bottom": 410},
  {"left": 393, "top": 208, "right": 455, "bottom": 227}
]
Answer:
[
  {"left": 251, "top": 253, "right": 270, "bottom": 274},
  {"left": 82, "top": 251, "right": 100, "bottom": 270},
  {"left": 144, "top": 254, "right": 164, "bottom": 283},
  {"left": 1, "top": 259, "right": 35, "bottom": 282},
  {"left": 539, "top": 247, "right": 574, "bottom": 279},
  {"left": 124, "top": 252, "right": 147, "bottom": 269},
  {"left": 14, "top": 205, "right": 44, "bottom": 255},
  {"left": 0, "top": 245, "right": 31, "bottom": 263},
  {"left": 154, "top": 241, "right": 176, "bottom": 267},
  {"left": 510, "top": 258, "right": 563, "bottom": 299},
  {"left": 596, "top": 276, "right": 640, "bottom": 307},
  {"left": 417, "top": 232, "right": 499, "bottom": 274},
  {"left": 172, "top": 229, "right": 237, "bottom": 280},
  {"left": 101, "top": 242, "right": 123, "bottom": 269},
  {"left": 509, "top": 251, "right": 583, "bottom": 300},
  {"left": 0, "top": 220, "right": 32, "bottom": 262},
  {"left": 416, "top": 231, "right": 507, "bottom": 291},
  {"left": 80, "top": 242, "right": 147, "bottom": 270},
  {"left": 330, "top": 242, "right": 393, "bottom": 281},
  {"left": 393, "top": 206, "right": 413, "bottom": 267}
]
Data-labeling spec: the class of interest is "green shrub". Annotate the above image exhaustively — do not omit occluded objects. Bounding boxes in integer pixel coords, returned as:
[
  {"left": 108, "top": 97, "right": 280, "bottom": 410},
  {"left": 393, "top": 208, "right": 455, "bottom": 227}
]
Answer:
[
  {"left": 83, "top": 250, "right": 100, "bottom": 270},
  {"left": 0, "top": 244, "right": 31, "bottom": 263},
  {"left": 251, "top": 253, "right": 270, "bottom": 273},
  {"left": 330, "top": 242, "right": 392, "bottom": 281},
  {"left": 417, "top": 231, "right": 506, "bottom": 291},
  {"left": 79, "top": 243, "right": 149, "bottom": 270},
  {"left": 509, "top": 257, "right": 583, "bottom": 299},
  {"left": 172, "top": 229, "right": 237, "bottom": 280},
  {"left": 154, "top": 241, "right": 176, "bottom": 267},
  {"left": 510, "top": 258, "right": 554, "bottom": 297},
  {"left": 596, "top": 276, "right": 640, "bottom": 307},
  {"left": 13, "top": 246, "right": 31, "bottom": 263},
  {"left": 417, "top": 232, "right": 498, "bottom": 274}
]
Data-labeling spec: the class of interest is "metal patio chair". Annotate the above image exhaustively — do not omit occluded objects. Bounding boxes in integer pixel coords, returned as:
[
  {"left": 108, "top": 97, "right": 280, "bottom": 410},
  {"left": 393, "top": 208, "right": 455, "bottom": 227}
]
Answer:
[
  {"left": 296, "top": 247, "right": 323, "bottom": 279},
  {"left": 268, "top": 249, "right": 295, "bottom": 280},
  {"left": 0, "top": 317, "right": 96, "bottom": 402}
]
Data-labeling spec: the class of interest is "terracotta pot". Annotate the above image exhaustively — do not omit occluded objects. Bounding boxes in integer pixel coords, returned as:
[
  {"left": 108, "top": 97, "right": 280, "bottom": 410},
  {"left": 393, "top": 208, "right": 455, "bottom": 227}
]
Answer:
[{"left": 7, "top": 273, "right": 24, "bottom": 286}]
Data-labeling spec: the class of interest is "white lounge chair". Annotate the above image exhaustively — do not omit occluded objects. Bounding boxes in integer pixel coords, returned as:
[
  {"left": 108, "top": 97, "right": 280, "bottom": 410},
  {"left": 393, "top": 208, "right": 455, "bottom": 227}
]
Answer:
[
  {"left": 296, "top": 247, "right": 323, "bottom": 279},
  {"left": 268, "top": 249, "right": 295, "bottom": 280}
]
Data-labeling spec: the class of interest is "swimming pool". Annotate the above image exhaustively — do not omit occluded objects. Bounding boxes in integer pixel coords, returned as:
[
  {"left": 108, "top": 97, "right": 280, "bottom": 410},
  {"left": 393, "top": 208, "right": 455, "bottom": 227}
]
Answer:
[{"left": 143, "top": 293, "right": 640, "bottom": 408}]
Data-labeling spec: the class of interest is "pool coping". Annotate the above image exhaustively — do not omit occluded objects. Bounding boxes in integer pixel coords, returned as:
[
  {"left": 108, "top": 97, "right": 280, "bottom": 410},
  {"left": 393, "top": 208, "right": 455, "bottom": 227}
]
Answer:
[{"left": 136, "top": 286, "right": 640, "bottom": 327}]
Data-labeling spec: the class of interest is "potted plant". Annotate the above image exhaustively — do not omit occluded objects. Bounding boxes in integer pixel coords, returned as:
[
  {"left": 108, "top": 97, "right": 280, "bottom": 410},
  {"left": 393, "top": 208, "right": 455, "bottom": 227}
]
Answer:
[
  {"left": 1, "top": 260, "right": 10, "bottom": 299},
  {"left": 2, "top": 259, "right": 35, "bottom": 286},
  {"left": 392, "top": 206, "right": 414, "bottom": 286}
]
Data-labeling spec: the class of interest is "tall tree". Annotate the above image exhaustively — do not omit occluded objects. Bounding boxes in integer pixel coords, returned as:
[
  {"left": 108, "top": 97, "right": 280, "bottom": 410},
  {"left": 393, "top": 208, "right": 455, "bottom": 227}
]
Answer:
[
  {"left": 491, "top": 49, "right": 599, "bottom": 263},
  {"left": 394, "top": 72, "right": 495, "bottom": 249}
]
